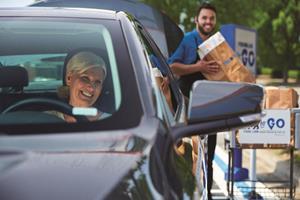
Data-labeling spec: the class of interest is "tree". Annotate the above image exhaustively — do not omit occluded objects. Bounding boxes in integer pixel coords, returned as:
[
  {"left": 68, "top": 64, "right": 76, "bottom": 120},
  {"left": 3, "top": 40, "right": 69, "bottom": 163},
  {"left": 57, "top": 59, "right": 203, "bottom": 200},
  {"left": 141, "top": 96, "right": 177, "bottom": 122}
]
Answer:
[
  {"left": 140, "top": 0, "right": 200, "bottom": 31},
  {"left": 257, "top": 0, "right": 300, "bottom": 83},
  {"left": 141, "top": 0, "right": 300, "bottom": 83}
]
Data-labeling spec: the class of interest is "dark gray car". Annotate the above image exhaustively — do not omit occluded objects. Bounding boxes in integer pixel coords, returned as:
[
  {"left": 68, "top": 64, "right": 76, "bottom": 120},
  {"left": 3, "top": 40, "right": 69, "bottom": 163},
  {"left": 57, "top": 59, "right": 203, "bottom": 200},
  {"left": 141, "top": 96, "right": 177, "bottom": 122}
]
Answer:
[{"left": 0, "top": 7, "right": 263, "bottom": 200}]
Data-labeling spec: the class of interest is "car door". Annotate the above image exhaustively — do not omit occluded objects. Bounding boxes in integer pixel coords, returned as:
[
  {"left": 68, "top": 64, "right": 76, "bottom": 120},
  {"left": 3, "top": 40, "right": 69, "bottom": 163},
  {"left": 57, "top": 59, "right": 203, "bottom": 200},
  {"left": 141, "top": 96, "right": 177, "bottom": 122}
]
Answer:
[{"left": 131, "top": 20, "right": 198, "bottom": 199}]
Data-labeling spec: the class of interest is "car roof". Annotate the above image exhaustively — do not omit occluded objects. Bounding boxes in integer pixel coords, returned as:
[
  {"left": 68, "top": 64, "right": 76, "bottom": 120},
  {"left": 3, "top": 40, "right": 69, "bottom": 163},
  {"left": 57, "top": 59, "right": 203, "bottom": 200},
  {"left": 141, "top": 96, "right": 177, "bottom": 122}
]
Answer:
[
  {"left": 31, "top": 0, "right": 157, "bottom": 22},
  {"left": 0, "top": 7, "right": 118, "bottom": 19},
  {"left": 30, "top": 0, "right": 184, "bottom": 58}
]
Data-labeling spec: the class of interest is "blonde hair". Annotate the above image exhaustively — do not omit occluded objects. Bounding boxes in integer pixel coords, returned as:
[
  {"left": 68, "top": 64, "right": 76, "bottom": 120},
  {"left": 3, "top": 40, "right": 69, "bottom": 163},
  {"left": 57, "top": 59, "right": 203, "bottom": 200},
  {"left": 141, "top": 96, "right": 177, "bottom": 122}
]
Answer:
[
  {"left": 58, "top": 51, "right": 107, "bottom": 100},
  {"left": 66, "top": 51, "right": 107, "bottom": 79}
]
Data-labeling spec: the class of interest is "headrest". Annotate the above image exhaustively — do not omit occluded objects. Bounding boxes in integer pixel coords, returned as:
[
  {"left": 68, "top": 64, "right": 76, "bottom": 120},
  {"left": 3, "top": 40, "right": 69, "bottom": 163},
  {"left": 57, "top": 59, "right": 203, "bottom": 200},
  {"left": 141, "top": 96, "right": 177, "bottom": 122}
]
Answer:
[{"left": 0, "top": 66, "right": 29, "bottom": 87}]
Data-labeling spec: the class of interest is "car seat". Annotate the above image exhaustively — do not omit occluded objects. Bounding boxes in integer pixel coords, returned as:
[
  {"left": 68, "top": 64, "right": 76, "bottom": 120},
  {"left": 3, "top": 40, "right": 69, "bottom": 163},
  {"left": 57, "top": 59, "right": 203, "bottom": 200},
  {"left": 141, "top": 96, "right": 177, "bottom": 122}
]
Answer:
[
  {"left": 0, "top": 66, "right": 29, "bottom": 112},
  {"left": 0, "top": 66, "right": 29, "bottom": 92}
]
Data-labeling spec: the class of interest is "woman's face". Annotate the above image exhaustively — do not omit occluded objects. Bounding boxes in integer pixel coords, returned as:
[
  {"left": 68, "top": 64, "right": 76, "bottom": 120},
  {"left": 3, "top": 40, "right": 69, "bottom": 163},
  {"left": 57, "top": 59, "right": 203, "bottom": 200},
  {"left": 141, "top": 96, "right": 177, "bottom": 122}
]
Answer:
[{"left": 66, "top": 67, "right": 105, "bottom": 107}]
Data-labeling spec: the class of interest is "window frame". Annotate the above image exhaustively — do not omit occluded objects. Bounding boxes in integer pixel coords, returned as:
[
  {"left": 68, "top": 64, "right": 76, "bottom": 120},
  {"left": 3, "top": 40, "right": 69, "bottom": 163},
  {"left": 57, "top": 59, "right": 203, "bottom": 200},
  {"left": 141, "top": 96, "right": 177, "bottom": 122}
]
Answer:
[
  {"left": 0, "top": 16, "right": 143, "bottom": 134},
  {"left": 133, "top": 20, "right": 185, "bottom": 125}
]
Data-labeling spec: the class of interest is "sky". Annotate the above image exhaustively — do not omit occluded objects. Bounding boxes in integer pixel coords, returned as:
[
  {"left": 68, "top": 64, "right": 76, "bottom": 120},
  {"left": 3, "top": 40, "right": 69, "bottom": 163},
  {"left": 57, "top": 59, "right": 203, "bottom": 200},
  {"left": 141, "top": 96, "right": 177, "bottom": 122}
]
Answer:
[{"left": 0, "top": 0, "right": 37, "bottom": 7}]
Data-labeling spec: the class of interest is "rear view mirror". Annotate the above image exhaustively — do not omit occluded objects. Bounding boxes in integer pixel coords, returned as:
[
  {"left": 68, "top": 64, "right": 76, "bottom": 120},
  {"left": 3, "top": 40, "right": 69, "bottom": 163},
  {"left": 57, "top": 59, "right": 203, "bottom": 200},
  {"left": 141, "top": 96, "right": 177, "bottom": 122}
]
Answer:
[{"left": 172, "top": 81, "right": 264, "bottom": 141}]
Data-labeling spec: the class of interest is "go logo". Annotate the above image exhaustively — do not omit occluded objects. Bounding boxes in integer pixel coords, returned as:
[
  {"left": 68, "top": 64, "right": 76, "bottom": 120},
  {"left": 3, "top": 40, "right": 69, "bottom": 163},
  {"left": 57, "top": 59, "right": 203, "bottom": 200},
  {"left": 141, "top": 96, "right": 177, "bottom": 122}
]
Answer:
[
  {"left": 241, "top": 49, "right": 255, "bottom": 67},
  {"left": 267, "top": 118, "right": 285, "bottom": 130}
]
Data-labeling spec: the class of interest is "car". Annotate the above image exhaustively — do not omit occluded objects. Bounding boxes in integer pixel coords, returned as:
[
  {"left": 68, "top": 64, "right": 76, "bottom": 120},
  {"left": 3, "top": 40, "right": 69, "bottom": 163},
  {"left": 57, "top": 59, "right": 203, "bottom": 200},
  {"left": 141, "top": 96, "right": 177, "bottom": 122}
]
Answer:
[
  {"left": 0, "top": 7, "right": 264, "bottom": 200},
  {"left": 30, "top": 0, "right": 184, "bottom": 58}
]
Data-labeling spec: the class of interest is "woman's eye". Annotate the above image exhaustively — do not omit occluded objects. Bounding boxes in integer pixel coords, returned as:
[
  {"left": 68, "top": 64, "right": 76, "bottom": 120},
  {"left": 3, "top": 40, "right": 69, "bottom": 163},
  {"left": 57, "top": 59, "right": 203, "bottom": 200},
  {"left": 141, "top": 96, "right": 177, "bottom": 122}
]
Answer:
[
  {"left": 95, "top": 80, "right": 102, "bottom": 87},
  {"left": 80, "top": 76, "right": 90, "bottom": 83}
]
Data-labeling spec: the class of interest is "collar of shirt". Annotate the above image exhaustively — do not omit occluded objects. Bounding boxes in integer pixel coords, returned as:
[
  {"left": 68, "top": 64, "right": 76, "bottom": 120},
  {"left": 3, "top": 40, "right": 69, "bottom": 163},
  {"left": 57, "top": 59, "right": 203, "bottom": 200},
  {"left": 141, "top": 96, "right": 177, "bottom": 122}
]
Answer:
[{"left": 191, "top": 29, "right": 203, "bottom": 46}]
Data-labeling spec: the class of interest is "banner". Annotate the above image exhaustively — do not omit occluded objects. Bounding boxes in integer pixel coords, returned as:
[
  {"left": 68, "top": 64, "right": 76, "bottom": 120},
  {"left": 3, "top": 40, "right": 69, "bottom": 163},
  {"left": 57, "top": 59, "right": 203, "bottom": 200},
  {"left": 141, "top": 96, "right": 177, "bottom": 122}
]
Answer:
[{"left": 239, "top": 109, "right": 290, "bottom": 144}]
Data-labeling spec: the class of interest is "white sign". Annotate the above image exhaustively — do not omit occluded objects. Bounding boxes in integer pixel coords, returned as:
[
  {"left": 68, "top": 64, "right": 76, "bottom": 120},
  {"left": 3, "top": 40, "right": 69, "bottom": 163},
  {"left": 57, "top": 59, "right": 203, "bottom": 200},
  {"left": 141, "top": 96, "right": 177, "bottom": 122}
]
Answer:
[
  {"left": 239, "top": 109, "right": 290, "bottom": 144},
  {"left": 235, "top": 28, "right": 256, "bottom": 75}
]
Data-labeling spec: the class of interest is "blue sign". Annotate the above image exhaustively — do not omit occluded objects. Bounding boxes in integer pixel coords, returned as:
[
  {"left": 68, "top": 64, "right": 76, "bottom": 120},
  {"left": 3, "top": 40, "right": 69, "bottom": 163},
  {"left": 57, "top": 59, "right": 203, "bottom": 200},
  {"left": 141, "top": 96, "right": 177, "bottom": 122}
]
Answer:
[{"left": 221, "top": 24, "right": 257, "bottom": 75}]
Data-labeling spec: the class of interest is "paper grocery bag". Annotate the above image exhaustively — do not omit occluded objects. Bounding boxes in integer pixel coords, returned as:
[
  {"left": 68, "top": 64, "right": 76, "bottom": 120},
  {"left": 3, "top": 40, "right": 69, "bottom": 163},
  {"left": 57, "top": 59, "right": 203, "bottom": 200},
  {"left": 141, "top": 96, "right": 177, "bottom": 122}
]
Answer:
[
  {"left": 197, "top": 32, "right": 255, "bottom": 83},
  {"left": 264, "top": 86, "right": 299, "bottom": 109}
]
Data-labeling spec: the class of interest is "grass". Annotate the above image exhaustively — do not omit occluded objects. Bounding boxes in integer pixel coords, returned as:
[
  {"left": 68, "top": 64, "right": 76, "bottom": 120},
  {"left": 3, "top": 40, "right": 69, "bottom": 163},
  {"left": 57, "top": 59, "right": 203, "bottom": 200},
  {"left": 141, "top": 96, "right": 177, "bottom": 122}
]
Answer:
[
  {"left": 259, "top": 67, "right": 300, "bottom": 79},
  {"left": 288, "top": 70, "right": 300, "bottom": 79},
  {"left": 260, "top": 67, "right": 272, "bottom": 75}
]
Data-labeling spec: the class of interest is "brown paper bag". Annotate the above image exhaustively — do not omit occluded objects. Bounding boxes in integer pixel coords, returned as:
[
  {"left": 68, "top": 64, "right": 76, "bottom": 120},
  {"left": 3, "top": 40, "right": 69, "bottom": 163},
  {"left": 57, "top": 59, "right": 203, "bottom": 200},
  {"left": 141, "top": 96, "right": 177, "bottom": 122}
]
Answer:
[
  {"left": 264, "top": 86, "right": 299, "bottom": 109},
  {"left": 198, "top": 32, "right": 255, "bottom": 83}
]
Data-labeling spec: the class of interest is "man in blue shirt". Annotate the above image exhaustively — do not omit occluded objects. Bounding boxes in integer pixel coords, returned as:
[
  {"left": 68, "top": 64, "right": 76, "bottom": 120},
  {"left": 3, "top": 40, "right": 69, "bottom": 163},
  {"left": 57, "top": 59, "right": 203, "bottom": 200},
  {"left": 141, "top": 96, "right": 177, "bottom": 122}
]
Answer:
[
  {"left": 168, "top": 3, "right": 220, "bottom": 97},
  {"left": 168, "top": 2, "right": 220, "bottom": 199}
]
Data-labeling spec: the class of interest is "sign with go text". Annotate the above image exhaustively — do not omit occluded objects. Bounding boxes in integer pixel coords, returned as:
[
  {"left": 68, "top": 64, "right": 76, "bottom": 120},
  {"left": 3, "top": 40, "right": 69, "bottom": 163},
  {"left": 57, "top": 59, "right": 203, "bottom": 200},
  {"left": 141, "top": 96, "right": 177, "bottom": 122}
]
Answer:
[
  {"left": 221, "top": 24, "right": 257, "bottom": 75},
  {"left": 235, "top": 28, "right": 256, "bottom": 75},
  {"left": 239, "top": 109, "right": 290, "bottom": 144}
]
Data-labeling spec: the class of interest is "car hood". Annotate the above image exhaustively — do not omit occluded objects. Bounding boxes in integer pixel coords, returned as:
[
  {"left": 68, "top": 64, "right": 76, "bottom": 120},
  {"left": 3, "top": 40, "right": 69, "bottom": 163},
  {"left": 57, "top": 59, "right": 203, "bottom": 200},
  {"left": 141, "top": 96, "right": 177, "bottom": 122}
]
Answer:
[
  {"left": 0, "top": 117, "right": 160, "bottom": 200},
  {"left": 0, "top": 150, "right": 144, "bottom": 200}
]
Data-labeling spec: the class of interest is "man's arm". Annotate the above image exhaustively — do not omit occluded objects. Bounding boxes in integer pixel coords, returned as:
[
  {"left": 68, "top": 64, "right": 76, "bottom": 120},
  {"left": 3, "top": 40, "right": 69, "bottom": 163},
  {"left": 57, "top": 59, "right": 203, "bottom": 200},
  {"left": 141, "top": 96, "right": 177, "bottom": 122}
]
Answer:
[{"left": 170, "top": 60, "right": 220, "bottom": 76}]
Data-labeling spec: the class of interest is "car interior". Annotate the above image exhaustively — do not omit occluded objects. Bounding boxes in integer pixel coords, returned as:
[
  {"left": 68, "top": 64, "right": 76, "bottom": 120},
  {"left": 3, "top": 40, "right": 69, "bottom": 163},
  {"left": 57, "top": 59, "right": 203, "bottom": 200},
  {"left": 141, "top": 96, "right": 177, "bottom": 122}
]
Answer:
[
  {"left": 0, "top": 48, "right": 115, "bottom": 124},
  {"left": 0, "top": 20, "right": 118, "bottom": 124}
]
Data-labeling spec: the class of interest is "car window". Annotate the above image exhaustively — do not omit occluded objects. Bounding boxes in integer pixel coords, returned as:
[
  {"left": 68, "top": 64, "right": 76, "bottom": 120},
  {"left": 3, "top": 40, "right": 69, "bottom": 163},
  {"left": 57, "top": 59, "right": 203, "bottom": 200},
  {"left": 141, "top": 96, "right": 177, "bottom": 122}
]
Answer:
[
  {"left": 0, "top": 17, "right": 142, "bottom": 132},
  {"left": 134, "top": 22, "right": 182, "bottom": 125},
  {"left": 0, "top": 53, "right": 65, "bottom": 91}
]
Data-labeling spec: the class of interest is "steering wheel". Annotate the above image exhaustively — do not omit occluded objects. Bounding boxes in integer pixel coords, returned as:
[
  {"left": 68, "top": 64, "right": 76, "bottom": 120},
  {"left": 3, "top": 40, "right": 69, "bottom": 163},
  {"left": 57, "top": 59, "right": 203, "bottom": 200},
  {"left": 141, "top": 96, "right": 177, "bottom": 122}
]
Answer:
[{"left": 2, "top": 98, "right": 89, "bottom": 122}]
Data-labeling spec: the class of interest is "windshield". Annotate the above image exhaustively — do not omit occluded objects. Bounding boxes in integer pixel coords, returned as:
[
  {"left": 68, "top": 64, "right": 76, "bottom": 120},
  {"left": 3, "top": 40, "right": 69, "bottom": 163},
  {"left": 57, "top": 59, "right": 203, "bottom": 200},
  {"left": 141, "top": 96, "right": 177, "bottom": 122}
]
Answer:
[{"left": 0, "top": 17, "right": 142, "bottom": 133}]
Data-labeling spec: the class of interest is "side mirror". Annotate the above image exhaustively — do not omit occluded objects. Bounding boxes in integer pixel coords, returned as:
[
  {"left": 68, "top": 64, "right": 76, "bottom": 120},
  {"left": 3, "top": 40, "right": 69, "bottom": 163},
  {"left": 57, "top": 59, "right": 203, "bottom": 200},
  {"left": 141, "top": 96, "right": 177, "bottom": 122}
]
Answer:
[
  {"left": 188, "top": 80, "right": 263, "bottom": 124},
  {"left": 173, "top": 81, "right": 264, "bottom": 142}
]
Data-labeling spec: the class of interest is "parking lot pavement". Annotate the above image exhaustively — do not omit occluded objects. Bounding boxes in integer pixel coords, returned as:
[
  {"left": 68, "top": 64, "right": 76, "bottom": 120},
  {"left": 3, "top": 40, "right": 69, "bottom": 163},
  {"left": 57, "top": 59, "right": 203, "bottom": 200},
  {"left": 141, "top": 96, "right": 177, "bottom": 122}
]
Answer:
[
  {"left": 214, "top": 132, "right": 299, "bottom": 199},
  {"left": 213, "top": 136, "right": 284, "bottom": 200},
  {"left": 211, "top": 181, "right": 229, "bottom": 200}
]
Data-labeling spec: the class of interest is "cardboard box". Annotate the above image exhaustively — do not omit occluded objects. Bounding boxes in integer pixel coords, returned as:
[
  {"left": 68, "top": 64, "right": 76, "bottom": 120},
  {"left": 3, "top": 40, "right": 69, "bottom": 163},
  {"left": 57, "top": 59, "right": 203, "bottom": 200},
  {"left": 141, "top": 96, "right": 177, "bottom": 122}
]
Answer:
[{"left": 197, "top": 32, "right": 255, "bottom": 83}]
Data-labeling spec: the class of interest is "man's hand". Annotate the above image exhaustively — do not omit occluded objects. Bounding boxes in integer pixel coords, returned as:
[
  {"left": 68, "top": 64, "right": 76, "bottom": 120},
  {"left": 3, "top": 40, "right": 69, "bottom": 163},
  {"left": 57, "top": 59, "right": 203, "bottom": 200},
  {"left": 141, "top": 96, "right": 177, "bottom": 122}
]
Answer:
[
  {"left": 195, "top": 60, "right": 220, "bottom": 74},
  {"left": 170, "top": 60, "right": 220, "bottom": 76}
]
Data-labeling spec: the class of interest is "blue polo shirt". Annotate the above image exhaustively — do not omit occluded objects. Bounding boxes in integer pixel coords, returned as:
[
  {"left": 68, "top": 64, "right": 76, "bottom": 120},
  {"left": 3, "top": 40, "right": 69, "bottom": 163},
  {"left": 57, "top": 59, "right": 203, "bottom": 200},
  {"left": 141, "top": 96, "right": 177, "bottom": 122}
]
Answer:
[{"left": 168, "top": 29, "right": 203, "bottom": 65}]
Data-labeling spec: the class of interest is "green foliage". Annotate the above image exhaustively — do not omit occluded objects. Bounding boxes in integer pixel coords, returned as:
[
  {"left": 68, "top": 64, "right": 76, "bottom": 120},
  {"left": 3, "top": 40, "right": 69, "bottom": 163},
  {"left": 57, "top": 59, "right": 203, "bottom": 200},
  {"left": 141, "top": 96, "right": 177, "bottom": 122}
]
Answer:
[
  {"left": 141, "top": 0, "right": 200, "bottom": 31},
  {"left": 257, "top": 0, "right": 300, "bottom": 82},
  {"left": 260, "top": 67, "right": 272, "bottom": 75},
  {"left": 140, "top": 0, "right": 300, "bottom": 83}
]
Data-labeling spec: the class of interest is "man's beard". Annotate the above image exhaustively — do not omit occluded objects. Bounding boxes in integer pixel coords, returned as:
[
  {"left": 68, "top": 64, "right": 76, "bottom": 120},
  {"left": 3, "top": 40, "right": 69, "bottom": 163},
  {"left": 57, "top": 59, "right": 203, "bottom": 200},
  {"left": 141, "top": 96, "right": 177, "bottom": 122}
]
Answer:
[{"left": 198, "top": 25, "right": 215, "bottom": 36}]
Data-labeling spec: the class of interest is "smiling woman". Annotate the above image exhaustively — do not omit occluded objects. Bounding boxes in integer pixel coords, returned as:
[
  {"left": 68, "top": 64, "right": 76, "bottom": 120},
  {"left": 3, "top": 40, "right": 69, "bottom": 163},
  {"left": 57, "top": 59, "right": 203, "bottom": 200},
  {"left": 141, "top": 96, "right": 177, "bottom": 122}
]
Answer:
[{"left": 53, "top": 51, "right": 110, "bottom": 122}]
